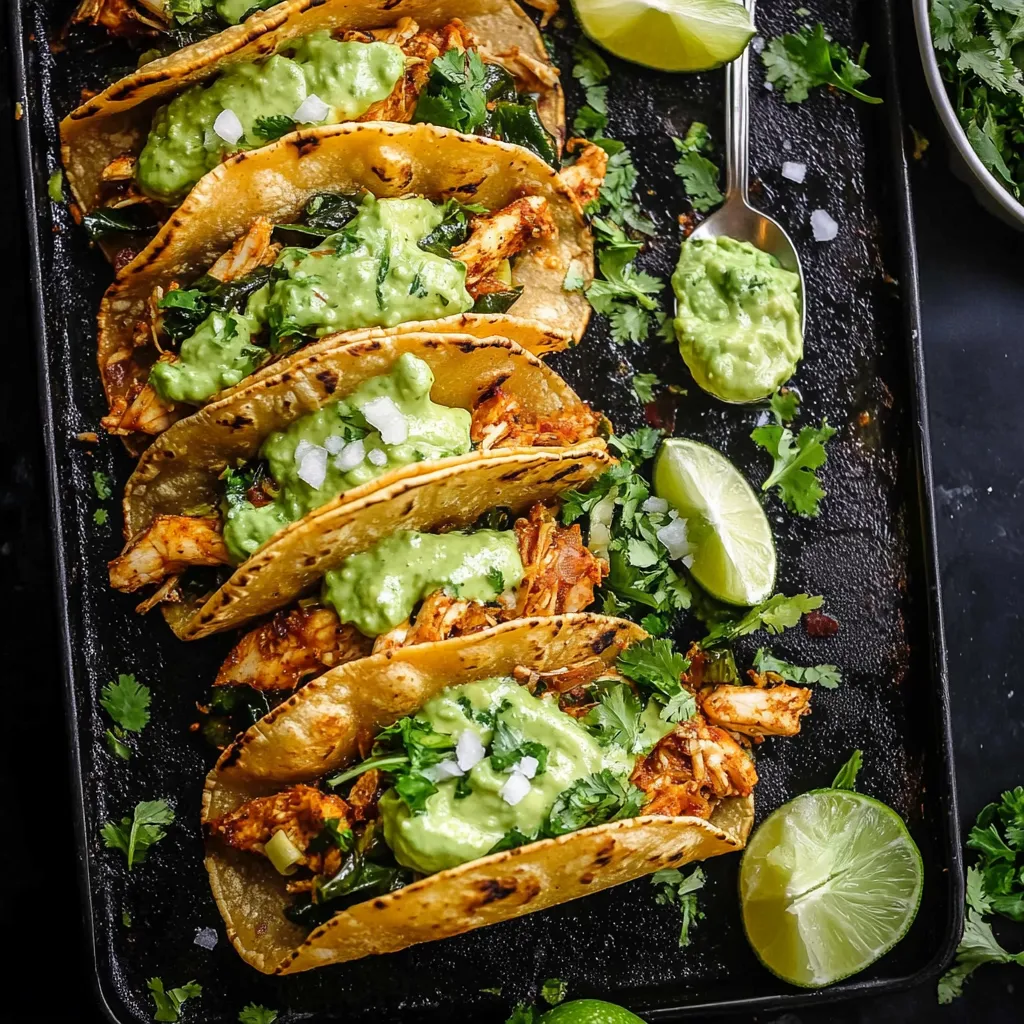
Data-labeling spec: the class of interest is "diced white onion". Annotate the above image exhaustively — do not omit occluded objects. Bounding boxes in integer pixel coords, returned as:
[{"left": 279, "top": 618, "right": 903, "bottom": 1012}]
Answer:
[
  {"left": 811, "top": 209, "right": 839, "bottom": 242},
  {"left": 213, "top": 108, "right": 244, "bottom": 145},
  {"left": 293, "top": 93, "right": 330, "bottom": 124},
  {"left": 295, "top": 441, "right": 328, "bottom": 489},
  {"left": 641, "top": 496, "right": 669, "bottom": 514},
  {"left": 514, "top": 755, "right": 539, "bottom": 780},
  {"left": 456, "top": 730, "right": 486, "bottom": 772},
  {"left": 500, "top": 772, "right": 531, "bottom": 806},
  {"left": 754, "top": 410, "right": 771, "bottom": 427},
  {"left": 588, "top": 492, "right": 616, "bottom": 560},
  {"left": 751, "top": 35, "right": 765, "bottom": 53},
  {"left": 334, "top": 438, "right": 365, "bottom": 471},
  {"left": 193, "top": 927, "right": 218, "bottom": 950},
  {"left": 781, "top": 161, "right": 807, "bottom": 183},
  {"left": 656, "top": 516, "right": 692, "bottom": 559},
  {"left": 764, "top": 81, "right": 774, "bottom": 92},
  {"left": 424, "top": 758, "right": 464, "bottom": 782},
  {"left": 323, "top": 434, "right": 346, "bottom": 455},
  {"left": 362, "top": 395, "right": 409, "bottom": 445},
  {"left": 367, "top": 447, "right": 387, "bottom": 467}
]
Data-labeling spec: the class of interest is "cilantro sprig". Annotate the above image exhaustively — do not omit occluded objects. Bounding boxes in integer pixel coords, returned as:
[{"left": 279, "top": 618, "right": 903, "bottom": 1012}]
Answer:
[
  {"left": 752, "top": 393, "right": 835, "bottom": 517},
  {"left": 672, "top": 122, "right": 723, "bottom": 213},
  {"left": 938, "top": 787, "right": 1024, "bottom": 1001},
  {"left": 762, "top": 23, "right": 882, "bottom": 105},
  {"left": 701, "top": 593, "right": 825, "bottom": 647},
  {"left": 238, "top": 1004, "right": 278, "bottom": 1024},
  {"left": 652, "top": 865, "right": 706, "bottom": 947},
  {"left": 148, "top": 978, "right": 201, "bottom": 1023},
  {"left": 617, "top": 637, "right": 696, "bottom": 724},
  {"left": 100, "top": 673, "right": 152, "bottom": 761},
  {"left": 753, "top": 648, "right": 841, "bottom": 689},
  {"left": 101, "top": 799, "right": 174, "bottom": 869}
]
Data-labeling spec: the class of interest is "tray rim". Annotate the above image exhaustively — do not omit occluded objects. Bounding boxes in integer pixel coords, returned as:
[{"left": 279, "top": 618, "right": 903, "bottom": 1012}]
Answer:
[{"left": 8, "top": 0, "right": 964, "bottom": 1019}]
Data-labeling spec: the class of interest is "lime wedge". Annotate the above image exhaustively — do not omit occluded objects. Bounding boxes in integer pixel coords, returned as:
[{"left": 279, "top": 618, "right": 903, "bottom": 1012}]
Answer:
[
  {"left": 740, "top": 789, "right": 924, "bottom": 988},
  {"left": 572, "top": 0, "right": 756, "bottom": 72},
  {"left": 539, "top": 1000, "right": 645, "bottom": 1024},
  {"left": 653, "top": 437, "right": 775, "bottom": 606}
]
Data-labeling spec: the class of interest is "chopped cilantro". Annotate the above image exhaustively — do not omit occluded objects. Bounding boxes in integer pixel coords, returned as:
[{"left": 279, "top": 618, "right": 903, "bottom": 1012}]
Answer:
[
  {"left": 753, "top": 648, "right": 841, "bottom": 689},
  {"left": 546, "top": 770, "right": 645, "bottom": 835},
  {"left": 631, "top": 372, "right": 661, "bottom": 404},
  {"left": 104, "top": 727, "right": 131, "bottom": 761},
  {"left": 830, "top": 749, "right": 863, "bottom": 791},
  {"left": 415, "top": 49, "right": 489, "bottom": 133},
  {"left": 148, "top": 978, "right": 201, "bottom": 1023},
  {"left": 672, "top": 122, "right": 723, "bottom": 212},
  {"left": 486, "top": 567, "right": 507, "bottom": 593},
  {"left": 652, "top": 865, "right": 706, "bottom": 947},
  {"left": 93, "top": 508, "right": 109, "bottom": 526},
  {"left": 583, "top": 682, "right": 645, "bottom": 753},
  {"left": 769, "top": 387, "right": 800, "bottom": 425},
  {"left": 762, "top": 23, "right": 882, "bottom": 105},
  {"left": 101, "top": 799, "right": 174, "bottom": 869},
  {"left": 252, "top": 114, "right": 296, "bottom": 141},
  {"left": 617, "top": 638, "right": 696, "bottom": 723},
  {"left": 489, "top": 714, "right": 549, "bottom": 774},
  {"left": 752, "top": 413, "right": 835, "bottom": 517}
]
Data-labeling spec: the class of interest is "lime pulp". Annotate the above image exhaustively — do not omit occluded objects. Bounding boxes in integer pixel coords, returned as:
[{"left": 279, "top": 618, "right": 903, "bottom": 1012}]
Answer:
[
  {"left": 653, "top": 437, "right": 776, "bottom": 606},
  {"left": 571, "top": 0, "right": 756, "bottom": 73},
  {"left": 739, "top": 789, "right": 924, "bottom": 988}
]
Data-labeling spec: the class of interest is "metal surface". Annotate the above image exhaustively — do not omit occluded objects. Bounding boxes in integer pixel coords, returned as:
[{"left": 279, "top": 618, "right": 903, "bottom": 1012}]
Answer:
[
  {"left": 690, "top": 0, "right": 806, "bottom": 340},
  {"left": 11, "top": 0, "right": 961, "bottom": 1021},
  {"left": 912, "top": 0, "right": 1024, "bottom": 232}
]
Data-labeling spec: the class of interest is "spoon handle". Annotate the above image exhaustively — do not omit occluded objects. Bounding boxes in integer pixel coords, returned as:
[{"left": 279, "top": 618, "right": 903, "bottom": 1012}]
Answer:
[{"left": 725, "top": 0, "right": 756, "bottom": 202}]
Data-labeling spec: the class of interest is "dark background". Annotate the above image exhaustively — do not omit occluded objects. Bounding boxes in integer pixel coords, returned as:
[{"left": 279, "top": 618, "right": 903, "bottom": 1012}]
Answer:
[{"left": 1, "top": 3, "right": 1020, "bottom": 1023}]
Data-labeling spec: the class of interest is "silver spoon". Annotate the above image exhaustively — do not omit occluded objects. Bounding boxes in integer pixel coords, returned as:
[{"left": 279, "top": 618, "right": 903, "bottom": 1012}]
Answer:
[{"left": 688, "top": 0, "right": 806, "bottom": 338}]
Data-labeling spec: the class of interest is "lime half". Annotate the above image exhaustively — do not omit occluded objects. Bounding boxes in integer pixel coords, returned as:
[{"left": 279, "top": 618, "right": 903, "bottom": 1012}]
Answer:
[
  {"left": 539, "top": 1000, "right": 645, "bottom": 1024},
  {"left": 572, "top": 0, "right": 756, "bottom": 72},
  {"left": 740, "top": 789, "right": 924, "bottom": 988},
  {"left": 653, "top": 437, "right": 776, "bottom": 606}
]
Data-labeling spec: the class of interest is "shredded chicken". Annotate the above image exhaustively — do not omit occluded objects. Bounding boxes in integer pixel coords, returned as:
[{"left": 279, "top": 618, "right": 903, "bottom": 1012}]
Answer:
[
  {"left": 347, "top": 769, "right": 385, "bottom": 822},
  {"left": 216, "top": 606, "right": 372, "bottom": 691},
  {"left": 372, "top": 591, "right": 505, "bottom": 653},
  {"left": 452, "top": 196, "right": 556, "bottom": 295},
  {"left": 70, "top": 0, "right": 167, "bottom": 36},
  {"left": 109, "top": 515, "right": 230, "bottom": 592},
  {"left": 700, "top": 682, "right": 812, "bottom": 738},
  {"left": 207, "top": 785, "right": 351, "bottom": 876},
  {"left": 558, "top": 139, "right": 609, "bottom": 208},
  {"left": 520, "top": 0, "right": 559, "bottom": 28},
  {"left": 631, "top": 716, "right": 759, "bottom": 820},
  {"left": 470, "top": 386, "right": 601, "bottom": 451},
  {"left": 206, "top": 217, "right": 277, "bottom": 283},
  {"left": 513, "top": 503, "right": 607, "bottom": 616},
  {"left": 478, "top": 43, "right": 561, "bottom": 92},
  {"left": 101, "top": 377, "right": 177, "bottom": 436},
  {"left": 100, "top": 154, "right": 137, "bottom": 182}
]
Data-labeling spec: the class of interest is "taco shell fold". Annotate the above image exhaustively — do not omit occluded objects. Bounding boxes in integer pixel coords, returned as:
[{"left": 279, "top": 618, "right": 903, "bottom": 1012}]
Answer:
[
  {"left": 202, "top": 614, "right": 755, "bottom": 973},
  {"left": 96, "top": 122, "right": 592, "bottom": 422}
]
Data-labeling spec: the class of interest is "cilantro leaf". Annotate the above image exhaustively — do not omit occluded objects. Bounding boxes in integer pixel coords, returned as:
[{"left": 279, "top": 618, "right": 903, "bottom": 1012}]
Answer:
[
  {"left": 92, "top": 470, "right": 112, "bottom": 500},
  {"left": 100, "top": 673, "right": 152, "bottom": 732},
  {"left": 148, "top": 978, "right": 201, "bottom": 1023},
  {"left": 609, "top": 426, "right": 662, "bottom": 465},
  {"left": 104, "top": 727, "right": 132, "bottom": 761},
  {"left": 769, "top": 387, "right": 800, "bottom": 424},
  {"left": 414, "top": 50, "right": 489, "bottom": 134},
  {"left": 701, "top": 593, "right": 824, "bottom": 646},
  {"left": 93, "top": 508, "right": 109, "bottom": 526},
  {"left": 753, "top": 648, "right": 842, "bottom": 689},
  {"left": 101, "top": 799, "right": 174, "bottom": 869},
  {"left": 652, "top": 865, "right": 706, "bottom": 947},
  {"left": 238, "top": 1004, "right": 278, "bottom": 1024},
  {"left": 752, "top": 418, "right": 836, "bottom": 517},
  {"left": 489, "top": 714, "right": 549, "bottom": 774},
  {"left": 763, "top": 24, "right": 883, "bottom": 105},
  {"left": 540, "top": 978, "right": 567, "bottom": 1006},
  {"left": 583, "top": 683, "right": 645, "bottom": 753},
  {"left": 830, "top": 749, "right": 863, "bottom": 791},
  {"left": 672, "top": 123, "right": 723, "bottom": 212},
  {"left": 617, "top": 638, "right": 696, "bottom": 723},
  {"left": 546, "top": 770, "right": 645, "bottom": 835},
  {"left": 631, "top": 372, "right": 661, "bottom": 404},
  {"left": 252, "top": 115, "right": 296, "bottom": 141}
]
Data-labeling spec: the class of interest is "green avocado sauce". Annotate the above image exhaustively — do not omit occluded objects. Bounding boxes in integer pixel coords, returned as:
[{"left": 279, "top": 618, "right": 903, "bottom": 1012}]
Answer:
[
  {"left": 380, "top": 678, "right": 634, "bottom": 874},
  {"left": 136, "top": 32, "right": 405, "bottom": 202},
  {"left": 215, "top": 0, "right": 261, "bottom": 23},
  {"left": 150, "top": 195, "right": 473, "bottom": 407},
  {"left": 268, "top": 193, "right": 473, "bottom": 337},
  {"left": 672, "top": 236, "right": 803, "bottom": 404},
  {"left": 221, "top": 353, "right": 472, "bottom": 562},
  {"left": 150, "top": 286, "right": 268, "bottom": 404},
  {"left": 321, "top": 531, "right": 524, "bottom": 637}
]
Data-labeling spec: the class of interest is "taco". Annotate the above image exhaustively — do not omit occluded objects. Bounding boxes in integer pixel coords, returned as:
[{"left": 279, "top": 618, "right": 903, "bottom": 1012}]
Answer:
[
  {"left": 107, "top": 335, "right": 611, "bottom": 638},
  {"left": 95, "top": 122, "right": 602, "bottom": 442},
  {"left": 62, "top": 0, "right": 567, "bottom": 252},
  {"left": 200, "top": 613, "right": 800, "bottom": 973}
]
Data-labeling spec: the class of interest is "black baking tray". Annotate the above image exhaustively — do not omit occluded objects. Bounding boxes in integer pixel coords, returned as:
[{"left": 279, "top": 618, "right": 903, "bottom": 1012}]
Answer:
[{"left": 9, "top": 0, "right": 963, "bottom": 1020}]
